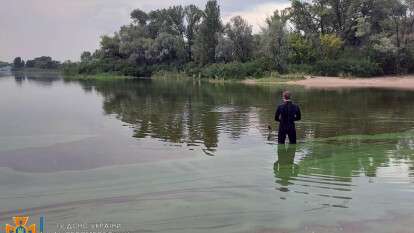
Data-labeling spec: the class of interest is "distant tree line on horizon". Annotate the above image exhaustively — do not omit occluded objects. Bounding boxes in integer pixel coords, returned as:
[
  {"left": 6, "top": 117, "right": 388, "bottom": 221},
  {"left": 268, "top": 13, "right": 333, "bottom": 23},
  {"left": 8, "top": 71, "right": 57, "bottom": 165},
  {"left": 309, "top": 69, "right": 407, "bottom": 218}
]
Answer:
[
  {"left": 64, "top": 0, "right": 414, "bottom": 78},
  {"left": 0, "top": 61, "right": 9, "bottom": 68},
  {"left": 13, "top": 56, "right": 61, "bottom": 70}
]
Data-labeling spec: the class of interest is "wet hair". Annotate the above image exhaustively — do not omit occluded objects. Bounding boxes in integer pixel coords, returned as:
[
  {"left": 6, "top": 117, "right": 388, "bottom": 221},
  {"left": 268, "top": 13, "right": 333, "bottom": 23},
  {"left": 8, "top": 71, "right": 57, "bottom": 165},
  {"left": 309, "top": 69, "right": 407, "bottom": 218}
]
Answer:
[{"left": 283, "top": 91, "right": 291, "bottom": 100}]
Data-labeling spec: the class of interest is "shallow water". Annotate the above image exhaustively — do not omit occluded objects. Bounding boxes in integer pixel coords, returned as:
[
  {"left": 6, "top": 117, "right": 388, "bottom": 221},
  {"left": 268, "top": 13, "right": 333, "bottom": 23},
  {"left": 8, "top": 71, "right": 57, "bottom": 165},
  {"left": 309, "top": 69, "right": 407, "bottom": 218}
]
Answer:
[{"left": 0, "top": 72, "right": 413, "bottom": 233}]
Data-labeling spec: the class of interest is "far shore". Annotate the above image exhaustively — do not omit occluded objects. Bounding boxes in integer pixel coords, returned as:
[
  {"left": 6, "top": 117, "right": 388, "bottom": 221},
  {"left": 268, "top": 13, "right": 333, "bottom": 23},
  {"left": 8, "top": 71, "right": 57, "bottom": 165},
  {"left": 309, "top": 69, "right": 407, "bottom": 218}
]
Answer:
[{"left": 15, "top": 69, "right": 414, "bottom": 90}]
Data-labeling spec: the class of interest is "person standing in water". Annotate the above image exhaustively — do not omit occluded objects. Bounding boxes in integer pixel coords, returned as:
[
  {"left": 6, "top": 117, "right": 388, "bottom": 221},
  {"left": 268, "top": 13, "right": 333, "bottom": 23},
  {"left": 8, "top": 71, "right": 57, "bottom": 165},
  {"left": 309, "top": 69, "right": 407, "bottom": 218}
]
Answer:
[{"left": 275, "top": 91, "right": 301, "bottom": 144}]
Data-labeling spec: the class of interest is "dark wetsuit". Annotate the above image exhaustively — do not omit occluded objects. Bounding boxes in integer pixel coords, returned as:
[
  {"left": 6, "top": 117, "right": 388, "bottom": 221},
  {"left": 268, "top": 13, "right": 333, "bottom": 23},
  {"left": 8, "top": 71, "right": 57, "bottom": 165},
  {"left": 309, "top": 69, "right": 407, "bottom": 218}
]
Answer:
[{"left": 275, "top": 101, "right": 301, "bottom": 144}]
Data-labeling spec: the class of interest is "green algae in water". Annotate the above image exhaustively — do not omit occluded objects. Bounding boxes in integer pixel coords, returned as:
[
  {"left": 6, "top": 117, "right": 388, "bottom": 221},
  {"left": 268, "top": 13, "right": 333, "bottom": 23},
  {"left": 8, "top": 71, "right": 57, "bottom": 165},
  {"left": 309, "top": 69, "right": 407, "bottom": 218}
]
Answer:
[{"left": 0, "top": 73, "right": 414, "bottom": 233}]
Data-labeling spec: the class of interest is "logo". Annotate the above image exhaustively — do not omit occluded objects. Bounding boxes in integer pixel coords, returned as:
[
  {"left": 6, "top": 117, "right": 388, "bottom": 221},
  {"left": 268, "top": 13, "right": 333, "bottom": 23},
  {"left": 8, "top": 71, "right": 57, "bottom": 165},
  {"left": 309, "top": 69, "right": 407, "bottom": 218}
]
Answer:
[
  {"left": 6, "top": 217, "right": 36, "bottom": 233},
  {"left": 5, "top": 216, "right": 44, "bottom": 233}
]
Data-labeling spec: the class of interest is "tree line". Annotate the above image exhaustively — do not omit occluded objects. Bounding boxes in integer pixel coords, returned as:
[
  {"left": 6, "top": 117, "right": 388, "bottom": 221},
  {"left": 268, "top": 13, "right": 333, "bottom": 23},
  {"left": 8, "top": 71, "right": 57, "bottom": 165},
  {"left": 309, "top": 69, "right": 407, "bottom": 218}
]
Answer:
[
  {"left": 0, "top": 61, "right": 9, "bottom": 68},
  {"left": 13, "top": 56, "right": 61, "bottom": 70},
  {"left": 63, "top": 0, "right": 414, "bottom": 78}
]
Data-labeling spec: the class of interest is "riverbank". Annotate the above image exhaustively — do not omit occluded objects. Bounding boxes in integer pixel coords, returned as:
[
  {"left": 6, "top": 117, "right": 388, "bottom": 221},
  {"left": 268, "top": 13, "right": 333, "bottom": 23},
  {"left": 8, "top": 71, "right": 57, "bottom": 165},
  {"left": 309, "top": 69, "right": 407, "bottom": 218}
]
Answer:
[
  {"left": 153, "top": 70, "right": 306, "bottom": 83},
  {"left": 241, "top": 74, "right": 305, "bottom": 84},
  {"left": 61, "top": 72, "right": 414, "bottom": 90},
  {"left": 285, "top": 75, "right": 414, "bottom": 90}
]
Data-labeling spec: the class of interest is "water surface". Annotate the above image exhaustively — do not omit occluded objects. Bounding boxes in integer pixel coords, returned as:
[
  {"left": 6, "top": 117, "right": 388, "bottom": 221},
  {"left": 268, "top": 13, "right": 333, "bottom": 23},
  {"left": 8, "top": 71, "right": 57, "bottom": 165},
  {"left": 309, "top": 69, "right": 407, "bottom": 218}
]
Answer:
[{"left": 0, "top": 72, "right": 413, "bottom": 233}]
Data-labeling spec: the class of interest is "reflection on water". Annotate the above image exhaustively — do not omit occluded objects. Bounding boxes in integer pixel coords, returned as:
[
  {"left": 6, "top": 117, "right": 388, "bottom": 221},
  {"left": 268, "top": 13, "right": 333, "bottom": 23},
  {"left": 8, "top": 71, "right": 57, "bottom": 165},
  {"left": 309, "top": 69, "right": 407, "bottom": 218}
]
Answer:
[
  {"left": 76, "top": 79, "right": 414, "bottom": 150},
  {"left": 0, "top": 73, "right": 414, "bottom": 232},
  {"left": 13, "top": 70, "right": 62, "bottom": 86},
  {"left": 274, "top": 144, "right": 299, "bottom": 190}
]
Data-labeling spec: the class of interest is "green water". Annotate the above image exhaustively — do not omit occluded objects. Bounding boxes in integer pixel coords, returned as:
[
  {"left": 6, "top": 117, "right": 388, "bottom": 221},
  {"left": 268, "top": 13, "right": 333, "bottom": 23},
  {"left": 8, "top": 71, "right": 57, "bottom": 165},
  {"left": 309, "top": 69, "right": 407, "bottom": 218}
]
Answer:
[{"left": 0, "top": 72, "right": 413, "bottom": 233}]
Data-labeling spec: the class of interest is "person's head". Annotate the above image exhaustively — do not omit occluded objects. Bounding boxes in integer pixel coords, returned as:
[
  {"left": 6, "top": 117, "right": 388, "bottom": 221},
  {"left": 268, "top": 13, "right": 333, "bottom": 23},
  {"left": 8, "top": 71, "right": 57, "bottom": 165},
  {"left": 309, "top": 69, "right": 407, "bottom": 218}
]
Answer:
[{"left": 282, "top": 91, "right": 291, "bottom": 101}]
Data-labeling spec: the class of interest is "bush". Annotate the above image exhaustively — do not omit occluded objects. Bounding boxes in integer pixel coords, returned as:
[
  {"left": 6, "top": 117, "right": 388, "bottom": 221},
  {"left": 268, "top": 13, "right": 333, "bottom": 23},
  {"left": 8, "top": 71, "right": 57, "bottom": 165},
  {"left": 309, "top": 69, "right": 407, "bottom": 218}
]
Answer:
[
  {"left": 63, "top": 59, "right": 155, "bottom": 77},
  {"left": 287, "top": 64, "right": 314, "bottom": 74},
  {"left": 183, "top": 62, "right": 203, "bottom": 78},
  {"left": 313, "top": 58, "right": 383, "bottom": 77},
  {"left": 62, "top": 62, "right": 80, "bottom": 75},
  {"left": 186, "top": 58, "right": 273, "bottom": 79}
]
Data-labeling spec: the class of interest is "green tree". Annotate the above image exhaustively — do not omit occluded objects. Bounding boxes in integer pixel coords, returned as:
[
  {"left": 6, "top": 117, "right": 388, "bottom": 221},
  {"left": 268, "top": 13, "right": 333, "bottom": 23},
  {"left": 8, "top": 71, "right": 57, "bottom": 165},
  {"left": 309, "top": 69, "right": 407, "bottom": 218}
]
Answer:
[
  {"left": 184, "top": 5, "right": 204, "bottom": 61},
  {"left": 147, "top": 9, "right": 169, "bottom": 38},
  {"left": 147, "top": 6, "right": 185, "bottom": 38},
  {"left": 225, "top": 16, "right": 254, "bottom": 62},
  {"left": 81, "top": 51, "right": 92, "bottom": 62},
  {"left": 320, "top": 33, "right": 344, "bottom": 59},
  {"left": 215, "top": 35, "right": 234, "bottom": 62},
  {"left": 288, "top": 33, "right": 315, "bottom": 64},
  {"left": 131, "top": 9, "right": 149, "bottom": 26},
  {"left": 167, "top": 6, "right": 186, "bottom": 37},
  {"left": 13, "top": 57, "right": 25, "bottom": 68},
  {"left": 193, "top": 0, "right": 222, "bottom": 64},
  {"left": 25, "top": 56, "right": 60, "bottom": 69},
  {"left": 100, "top": 35, "right": 121, "bottom": 58},
  {"left": 147, "top": 33, "right": 186, "bottom": 64},
  {"left": 289, "top": 0, "right": 321, "bottom": 35},
  {"left": 118, "top": 24, "right": 153, "bottom": 64},
  {"left": 259, "top": 10, "right": 290, "bottom": 72}
]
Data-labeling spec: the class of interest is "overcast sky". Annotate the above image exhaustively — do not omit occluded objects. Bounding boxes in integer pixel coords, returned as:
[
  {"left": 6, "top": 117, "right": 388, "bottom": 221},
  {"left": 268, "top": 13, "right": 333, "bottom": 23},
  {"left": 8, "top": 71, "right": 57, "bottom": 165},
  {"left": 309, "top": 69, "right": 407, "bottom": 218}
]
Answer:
[{"left": 0, "top": 0, "right": 289, "bottom": 62}]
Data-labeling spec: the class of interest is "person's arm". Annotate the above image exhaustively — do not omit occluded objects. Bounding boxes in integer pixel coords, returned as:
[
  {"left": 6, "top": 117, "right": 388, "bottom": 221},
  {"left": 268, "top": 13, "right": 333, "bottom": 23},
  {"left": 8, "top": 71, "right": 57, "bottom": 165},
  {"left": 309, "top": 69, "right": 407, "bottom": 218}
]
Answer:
[
  {"left": 294, "top": 106, "right": 301, "bottom": 121},
  {"left": 275, "top": 106, "right": 281, "bottom": 122}
]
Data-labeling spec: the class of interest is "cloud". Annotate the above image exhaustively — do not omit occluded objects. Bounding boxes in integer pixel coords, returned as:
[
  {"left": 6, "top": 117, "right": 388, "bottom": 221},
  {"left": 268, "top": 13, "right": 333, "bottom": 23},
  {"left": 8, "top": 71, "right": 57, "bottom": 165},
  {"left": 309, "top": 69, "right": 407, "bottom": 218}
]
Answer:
[{"left": 222, "top": 2, "right": 291, "bottom": 33}]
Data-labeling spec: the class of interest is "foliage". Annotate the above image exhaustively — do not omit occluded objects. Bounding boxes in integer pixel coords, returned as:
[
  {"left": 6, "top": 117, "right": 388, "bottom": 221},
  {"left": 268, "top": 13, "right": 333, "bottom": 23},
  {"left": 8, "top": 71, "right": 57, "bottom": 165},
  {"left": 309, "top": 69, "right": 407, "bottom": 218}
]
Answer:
[
  {"left": 147, "top": 32, "right": 186, "bottom": 64},
  {"left": 184, "top": 5, "right": 204, "bottom": 60},
  {"left": 288, "top": 33, "right": 316, "bottom": 64},
  {"left": 13, "top": 57, "right": 25, "bottom": 69},
  {"left": 257, "top": 10, "right": 290, "bottom": 73},
  {"left": 66, "top": 0, "right": 414, "bottom": 78},
  {"left": 287, "top": 64, "right": 314, "bottom": 74},
  {"left": 186, "top": 58, "right": 273, "bottom": 79},
  {"left": 25, "top": 56, "right": 60, "bottom": 69},
  {"left": 192, "top": 0, "right": 222, "bottom": 64},
  {"left": 215, "top": 36, "right": 234, "bottom": 62},
  {"left": 313, "top": 58, "right": 383, "bottom": 77},
  {"left": 130, "top": 9, "right": 148, "bottom": 26},
  {"left": 320, "top": 34, "right": 344, "bottom": 59},
  {"left": 80, "top": 51, "right": 92, "bottom": 62},
  {"left": 224, "top": 16, "right": 254, "bottom": 62}
]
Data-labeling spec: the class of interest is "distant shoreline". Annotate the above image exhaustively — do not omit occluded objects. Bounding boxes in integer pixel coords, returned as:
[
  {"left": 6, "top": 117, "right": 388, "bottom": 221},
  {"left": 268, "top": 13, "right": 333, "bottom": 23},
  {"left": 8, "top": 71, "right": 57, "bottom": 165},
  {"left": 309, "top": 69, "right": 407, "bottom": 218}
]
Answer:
[{"left": 10, "top": 69, "right": 414, "bottom": 90}]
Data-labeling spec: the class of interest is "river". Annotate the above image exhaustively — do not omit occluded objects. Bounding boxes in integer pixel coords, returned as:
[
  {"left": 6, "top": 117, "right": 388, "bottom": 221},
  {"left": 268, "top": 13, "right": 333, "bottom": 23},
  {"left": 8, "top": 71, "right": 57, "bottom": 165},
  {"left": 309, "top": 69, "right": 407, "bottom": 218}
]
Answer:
[{"left": 0, "top": 71, "right": 413, "bottom": 233}]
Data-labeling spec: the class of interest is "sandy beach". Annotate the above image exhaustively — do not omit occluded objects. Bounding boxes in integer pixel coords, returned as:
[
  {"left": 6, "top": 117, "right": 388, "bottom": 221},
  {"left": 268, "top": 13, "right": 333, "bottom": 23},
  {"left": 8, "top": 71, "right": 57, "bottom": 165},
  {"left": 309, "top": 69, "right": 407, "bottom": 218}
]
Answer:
[{"left": 288, "top": 75, "right": 414, "bottom": 90}]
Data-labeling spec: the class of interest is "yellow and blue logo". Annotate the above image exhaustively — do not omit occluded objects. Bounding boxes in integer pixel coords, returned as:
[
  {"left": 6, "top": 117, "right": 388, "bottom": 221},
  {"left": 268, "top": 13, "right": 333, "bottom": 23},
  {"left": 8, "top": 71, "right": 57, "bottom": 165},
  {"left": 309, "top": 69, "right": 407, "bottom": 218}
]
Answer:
[{"left": 5, "top": 216, "right": 44, "bottom": 233}]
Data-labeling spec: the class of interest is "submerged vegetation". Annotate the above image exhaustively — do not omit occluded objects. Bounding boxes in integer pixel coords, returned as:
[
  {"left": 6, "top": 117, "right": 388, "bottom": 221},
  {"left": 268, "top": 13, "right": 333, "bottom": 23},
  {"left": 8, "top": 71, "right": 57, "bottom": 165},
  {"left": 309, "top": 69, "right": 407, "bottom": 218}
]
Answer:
[{"left": 62, "top": 0, "right": 414, "bottom": 79}]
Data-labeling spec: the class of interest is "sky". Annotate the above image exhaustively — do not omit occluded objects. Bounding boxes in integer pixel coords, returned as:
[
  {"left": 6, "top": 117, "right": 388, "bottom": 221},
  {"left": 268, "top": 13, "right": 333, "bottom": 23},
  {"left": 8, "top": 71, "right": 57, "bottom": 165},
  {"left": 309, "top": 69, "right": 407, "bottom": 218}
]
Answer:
[{"left": 0, "top": 0, "right": 289, "bottom": 62}]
